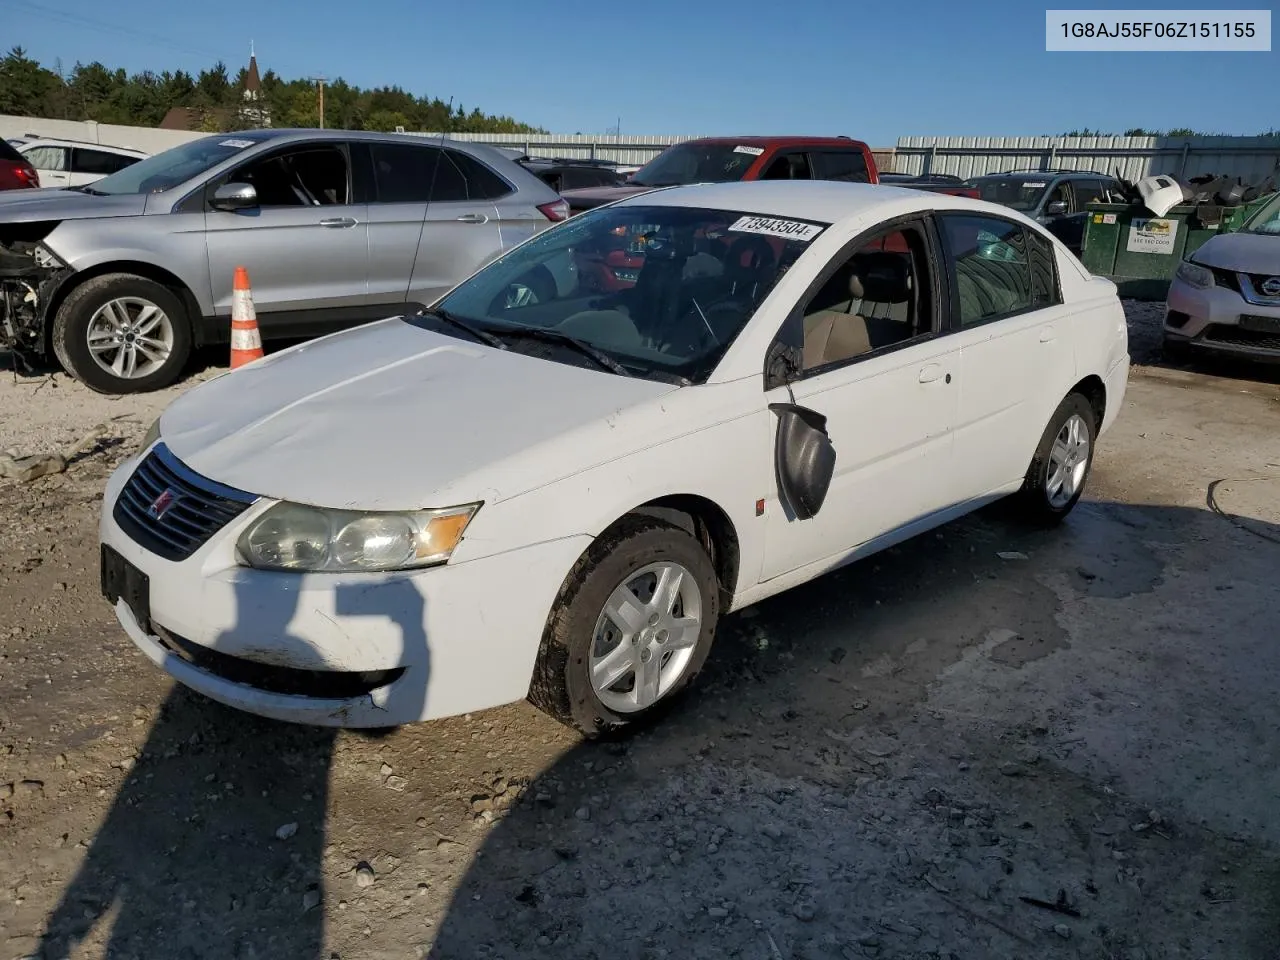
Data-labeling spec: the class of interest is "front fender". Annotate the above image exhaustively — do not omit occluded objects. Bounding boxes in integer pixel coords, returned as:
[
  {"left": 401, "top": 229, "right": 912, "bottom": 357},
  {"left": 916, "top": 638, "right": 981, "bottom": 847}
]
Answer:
[{"left": 449, "top": 399, "right": 774, "bottom": 600}]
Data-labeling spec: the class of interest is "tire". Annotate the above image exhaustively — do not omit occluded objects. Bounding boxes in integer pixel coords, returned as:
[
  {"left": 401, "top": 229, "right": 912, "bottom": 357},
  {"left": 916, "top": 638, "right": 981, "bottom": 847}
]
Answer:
[
  {"left": 528, "top": 516, "right": 721, "bottom": 737},
  {"left": 1013, "top": 392, "right": 1097, "bottom": 526},
  {"left": 53, "top": 273, "right": 193, "bottom": 394}
]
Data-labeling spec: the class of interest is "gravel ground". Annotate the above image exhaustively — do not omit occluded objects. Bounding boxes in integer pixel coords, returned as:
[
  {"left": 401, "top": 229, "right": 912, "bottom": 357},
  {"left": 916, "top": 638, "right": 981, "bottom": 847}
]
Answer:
[{"left": 2, "top": 305, "right": 1280, "bottom": 959}]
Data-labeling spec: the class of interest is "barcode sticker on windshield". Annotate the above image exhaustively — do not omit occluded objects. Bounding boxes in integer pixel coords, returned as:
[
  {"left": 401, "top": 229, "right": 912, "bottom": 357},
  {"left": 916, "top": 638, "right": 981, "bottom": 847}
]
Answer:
[
  {"left": 733, "top": 145, "right": 765, "bottom": 156},
  {"left": 728, "top": 216, "right": 823, "bottom": 242},
  {"left": 219, "top": 138, "right": 256, "bottom": 149}
]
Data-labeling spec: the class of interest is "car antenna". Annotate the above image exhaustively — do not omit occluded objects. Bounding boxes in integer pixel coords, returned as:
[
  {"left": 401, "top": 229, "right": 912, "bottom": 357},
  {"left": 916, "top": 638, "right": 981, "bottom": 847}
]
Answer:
[{"left": 426, "top": 96, "right": 453, "bottom": 210}]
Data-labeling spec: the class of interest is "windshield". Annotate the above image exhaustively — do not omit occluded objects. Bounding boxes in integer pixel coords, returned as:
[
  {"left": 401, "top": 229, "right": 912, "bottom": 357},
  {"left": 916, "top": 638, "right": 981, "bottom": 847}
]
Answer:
[
  {"left": 969, "top": 177, "right": 1051, "bottom": 212},
  {"left": 630, "top": 143, "right": 763, "bottom": 188},
  {"left": 1242, "top": 193, "right": 1280, "bottom": 235},
  {"left": 418, "top": 204, "right": 826, "bottom": 383},
  {"left": 85, "top": 135, "right": 261, "bottom": 195}
]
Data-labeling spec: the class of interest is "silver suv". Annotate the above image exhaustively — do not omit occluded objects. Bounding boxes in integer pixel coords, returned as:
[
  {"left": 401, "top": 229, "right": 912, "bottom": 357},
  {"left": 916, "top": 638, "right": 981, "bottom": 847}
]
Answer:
[{"left": 0, "top": 129, "right": 567, "bottom": 393}]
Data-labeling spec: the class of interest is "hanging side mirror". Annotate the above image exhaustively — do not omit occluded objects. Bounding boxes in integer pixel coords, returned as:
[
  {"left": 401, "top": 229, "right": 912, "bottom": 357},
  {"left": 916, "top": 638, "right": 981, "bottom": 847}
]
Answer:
[{"left": 770, "top": 402, "right": 836, "bottom": 520}]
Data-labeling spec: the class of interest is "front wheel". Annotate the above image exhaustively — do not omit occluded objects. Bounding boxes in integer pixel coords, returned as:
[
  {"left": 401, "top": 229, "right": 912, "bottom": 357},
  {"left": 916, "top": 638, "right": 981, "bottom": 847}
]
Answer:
[
  {"left": 1013, "top": 393, "right": 1097, "bottom": 526},
  {"left": 52, "top": 273, "right": 192, "bottom": 394},
  {"left": 529, "top": 516, "right": 721, "bottom": 737}
]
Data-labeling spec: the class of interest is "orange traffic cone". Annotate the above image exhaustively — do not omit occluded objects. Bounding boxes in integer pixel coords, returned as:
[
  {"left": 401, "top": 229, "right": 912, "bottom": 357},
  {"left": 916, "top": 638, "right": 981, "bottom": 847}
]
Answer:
[{"left": 230, "top": 266, "right": 264, "bottom": 369}]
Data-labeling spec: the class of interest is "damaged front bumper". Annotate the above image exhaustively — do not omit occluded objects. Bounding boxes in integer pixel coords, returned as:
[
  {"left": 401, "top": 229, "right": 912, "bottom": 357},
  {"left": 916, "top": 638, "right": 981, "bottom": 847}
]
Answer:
[{"left": 1, "top": 224, "right": 70, "bottom": 359}]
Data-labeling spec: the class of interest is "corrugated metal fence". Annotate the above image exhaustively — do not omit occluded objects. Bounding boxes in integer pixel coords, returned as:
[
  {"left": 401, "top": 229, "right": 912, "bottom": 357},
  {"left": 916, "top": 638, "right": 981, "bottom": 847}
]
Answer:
[
  {"left": 410, "top": 133, "right": 698, "bottom": 166},
  {"left": 893, "top": 135, "right": 1280, "bottom": 183}
]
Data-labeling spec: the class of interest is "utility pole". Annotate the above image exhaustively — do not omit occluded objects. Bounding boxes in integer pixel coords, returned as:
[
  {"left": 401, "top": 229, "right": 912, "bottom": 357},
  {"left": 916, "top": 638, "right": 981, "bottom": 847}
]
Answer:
[{"left": 310, "top": 75, "right": 327, "bottom": 129}]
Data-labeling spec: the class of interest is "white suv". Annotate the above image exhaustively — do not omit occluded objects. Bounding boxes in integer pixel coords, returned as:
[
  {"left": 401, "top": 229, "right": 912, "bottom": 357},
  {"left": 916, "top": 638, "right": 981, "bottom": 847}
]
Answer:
[{"left": 16, "top": 138, "right": 147, "bottom": 188}]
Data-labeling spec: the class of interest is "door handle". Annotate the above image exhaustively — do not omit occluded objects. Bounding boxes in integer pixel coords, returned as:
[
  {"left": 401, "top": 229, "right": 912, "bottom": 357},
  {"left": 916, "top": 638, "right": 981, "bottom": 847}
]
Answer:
[
  {"left": 1039, "top": 326, "right": 1057, "bottom": 343},
  {"left": 918, "top": 363, "right": 944, "bottom": 383},
  {"left": 455, "top": 213, "right": 489, "bottom": 224},
  {"left": 319, "top": 217, "right": 358, "bottom": 228}
]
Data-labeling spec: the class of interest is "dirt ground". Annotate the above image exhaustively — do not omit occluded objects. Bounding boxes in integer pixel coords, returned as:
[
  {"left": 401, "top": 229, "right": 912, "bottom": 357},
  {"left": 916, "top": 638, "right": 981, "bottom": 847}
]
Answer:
[{"left": 2, "top": 304, "right": 1279, "bottom": 960}]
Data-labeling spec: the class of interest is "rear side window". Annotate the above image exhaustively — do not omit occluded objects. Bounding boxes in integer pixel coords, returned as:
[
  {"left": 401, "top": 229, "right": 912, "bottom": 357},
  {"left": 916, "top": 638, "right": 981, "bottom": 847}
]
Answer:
[
  {"left": 810, "top": 150, "right": 871, "bottom": 183},
  {"left": 370, "top": 143, "right": 438, "bottom": 203},
  {"left": 23, "top": 145, "right": 68, "bottom": 171},
  {"left": 446, "top": 151, "right": 513, "bottom": 200},
  {"left": 940, "top": 214, "right": 1060, "bottom": 327},
  {"left": 73, "top": 149, "right": 139, "bottom": 175},
  {"left": 0, "top": 140, "right": 25, "bottom": 163}
]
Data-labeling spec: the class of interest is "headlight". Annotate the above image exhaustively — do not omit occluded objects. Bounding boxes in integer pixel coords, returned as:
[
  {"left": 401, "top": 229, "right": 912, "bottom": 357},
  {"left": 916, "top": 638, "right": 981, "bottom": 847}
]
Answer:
[
  {"left": 237, "top": 502, "right": 479, "bottom": 572},
  {"left": 139, "top": 418, "right": 161, "bottom": 453},
  {"left": 1175, "top": 261, "right": 1213, "bottom": 289}
]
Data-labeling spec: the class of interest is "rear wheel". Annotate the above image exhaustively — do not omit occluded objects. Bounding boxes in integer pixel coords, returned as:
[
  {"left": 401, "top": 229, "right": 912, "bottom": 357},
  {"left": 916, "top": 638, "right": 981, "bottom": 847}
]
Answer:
[
  {"left": 1013, "top": 392, "right": 1097, "bottom": 526},
  {"left": 529, "top": 516, "right": 720, "bottom": 737},
  {"left": 53, "top": 273, "right": 192, "bottom": 394}
]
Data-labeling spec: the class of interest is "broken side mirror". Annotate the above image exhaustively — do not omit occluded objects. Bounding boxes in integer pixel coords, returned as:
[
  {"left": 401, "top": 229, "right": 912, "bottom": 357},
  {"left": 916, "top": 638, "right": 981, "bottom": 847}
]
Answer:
[
  {"left": 1045, "top": 200, "right": 1068, "bottom": 216},
  {"left": 763, "top": 309, "right": 804, "bottom": 391},
  {"left": 211, "top": 182, "right": 259, "bottom": 212},
  {"left": 770, "top": 403, "right": 836, "bottom": 521}
]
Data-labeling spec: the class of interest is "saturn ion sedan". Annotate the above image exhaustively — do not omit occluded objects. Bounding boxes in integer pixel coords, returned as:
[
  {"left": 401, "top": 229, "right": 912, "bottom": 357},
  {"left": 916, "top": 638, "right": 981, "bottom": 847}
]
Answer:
[{"left": 99, "top": 180, "right": 1130, "bottom": 736}]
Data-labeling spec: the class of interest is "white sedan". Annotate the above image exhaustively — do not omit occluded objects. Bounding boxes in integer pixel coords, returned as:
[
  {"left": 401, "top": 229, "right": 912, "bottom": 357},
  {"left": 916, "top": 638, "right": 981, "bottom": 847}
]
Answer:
[{"left": 99, "top": 181, "right": 1130, "bottom": 736}]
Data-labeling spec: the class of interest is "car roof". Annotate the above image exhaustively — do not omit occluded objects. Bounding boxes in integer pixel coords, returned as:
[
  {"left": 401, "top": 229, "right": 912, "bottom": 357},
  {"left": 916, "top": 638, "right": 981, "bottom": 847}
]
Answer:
[
  {"left": 673, "top": 136, "right": 871, "bottom": 150},
  {"left": 20, "top": 137, "right": 147, "bottom": 156},
  {"left": 614, "top": 180, "right": 992, "bottom": 224}
]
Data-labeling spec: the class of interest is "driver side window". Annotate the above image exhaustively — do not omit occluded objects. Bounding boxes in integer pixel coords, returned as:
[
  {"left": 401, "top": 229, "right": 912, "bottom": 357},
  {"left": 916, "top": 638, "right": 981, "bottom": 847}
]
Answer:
[
  {"left": 230, "top": 146, "right": 350, "bottom": 207},
  {"left": 799, "top": 223, "right": 935, "bottom": 372}
]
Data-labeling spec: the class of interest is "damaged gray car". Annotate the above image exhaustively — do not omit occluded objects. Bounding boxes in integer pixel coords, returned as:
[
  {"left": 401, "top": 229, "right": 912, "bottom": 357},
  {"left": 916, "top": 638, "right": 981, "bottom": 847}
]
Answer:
[{"left": 0, "top": 129, "right": 566, "bottom": 393}]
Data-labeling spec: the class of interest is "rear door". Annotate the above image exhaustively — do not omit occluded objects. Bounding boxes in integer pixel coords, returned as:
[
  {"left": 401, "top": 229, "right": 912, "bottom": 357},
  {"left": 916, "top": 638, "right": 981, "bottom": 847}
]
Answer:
[
  {"left": 203, "top": 141, "right": 370, "bottom": 322},
  {"left": 407, "top": 149, "right": 507, "bottom": 305},
  {"left": 362, "top": 140, "right": 438, "bottom": 311},
  {"left": 69, "top": 147, "right": 139, "bottom": 186},
  {"left": 937, "top": 212, "right": 1075, "bottom": 499},
  {"left": 20, "top": 144, "right": 70, "bottom": 188}
]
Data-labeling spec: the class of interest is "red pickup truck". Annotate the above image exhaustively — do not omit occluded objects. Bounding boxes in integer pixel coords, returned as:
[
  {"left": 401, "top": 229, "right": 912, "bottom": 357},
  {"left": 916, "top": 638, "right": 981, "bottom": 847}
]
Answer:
[{"left": 559, "top": 135, "right": 881, "bottom": 212}]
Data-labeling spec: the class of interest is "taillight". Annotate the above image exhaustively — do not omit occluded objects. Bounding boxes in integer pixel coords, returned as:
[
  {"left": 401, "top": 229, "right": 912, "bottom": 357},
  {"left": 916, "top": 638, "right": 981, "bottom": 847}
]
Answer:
[
  {"left": 14, "top": 164, "right": 39, "bottom": 188},
  {"left": 537, "top": 199, "right": 570, "bottom": 222}
]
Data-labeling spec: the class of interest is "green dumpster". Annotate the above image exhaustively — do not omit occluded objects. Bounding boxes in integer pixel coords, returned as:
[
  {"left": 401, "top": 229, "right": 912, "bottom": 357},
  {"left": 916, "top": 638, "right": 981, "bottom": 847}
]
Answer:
[{"left": 1080, "top": 192, "right": 1278, "bottom": 300}]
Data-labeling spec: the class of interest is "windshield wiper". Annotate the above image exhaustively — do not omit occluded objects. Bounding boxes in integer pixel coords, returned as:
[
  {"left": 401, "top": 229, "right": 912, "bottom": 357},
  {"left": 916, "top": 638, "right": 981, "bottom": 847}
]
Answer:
[
  {"left": 419, "top": 308, "right": 507, "bottom": 350},
  {"left": 490, "top": 326, "right": 633, "bottom": 377}
]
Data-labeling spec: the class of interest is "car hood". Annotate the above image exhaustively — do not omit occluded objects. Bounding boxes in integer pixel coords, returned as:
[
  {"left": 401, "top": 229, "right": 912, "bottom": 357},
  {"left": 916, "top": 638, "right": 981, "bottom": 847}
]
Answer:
[
  {"left": 0, "top": 187, "right": 147, "bottom": 223},
  {"left": 1190, "top": 231, "right": 1280, "bottom": 274},
  {"left": 559, "top": 184, "right": 656, "bottom": 210},
  {"left": 159, "top": 317, "right": 681, "bottom": 511}
]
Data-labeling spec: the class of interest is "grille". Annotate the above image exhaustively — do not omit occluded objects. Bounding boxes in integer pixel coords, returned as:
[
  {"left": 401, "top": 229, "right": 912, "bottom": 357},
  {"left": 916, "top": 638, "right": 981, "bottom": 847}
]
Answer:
[
  {"left": 1203, "top": 325, "right": 1280, "bottom": 353},
  {"left": 114, "top": 443, "right": 257, "bottom": 562}
]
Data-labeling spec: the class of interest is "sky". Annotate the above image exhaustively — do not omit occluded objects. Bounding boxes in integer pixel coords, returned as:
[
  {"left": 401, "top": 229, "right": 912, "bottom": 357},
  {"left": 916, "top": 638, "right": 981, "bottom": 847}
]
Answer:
[{"left": 2, "top": 0, "right": 1276, "bottom": 143}]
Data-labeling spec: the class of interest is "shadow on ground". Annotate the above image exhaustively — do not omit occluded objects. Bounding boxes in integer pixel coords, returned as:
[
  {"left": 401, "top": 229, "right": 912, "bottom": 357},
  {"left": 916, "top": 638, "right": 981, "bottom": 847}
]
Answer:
[
  {"left": 425, "top": 500, "right": 1280, "bottom": 960},
  {"left": 24, "top": 499, "right": 1280, "bottom": 959}
]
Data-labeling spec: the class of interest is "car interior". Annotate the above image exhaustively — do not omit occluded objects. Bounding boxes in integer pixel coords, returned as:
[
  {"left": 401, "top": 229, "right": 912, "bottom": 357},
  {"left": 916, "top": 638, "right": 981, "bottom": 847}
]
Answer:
[
  {"left": 761, "top": 152, "right": 813, "bottom": 180},
  {"left": 800, "top": 228, "right": 932, "bottom": 369},
  {"left": 235, "top": 147, "right": 349, "bottom": 207}
]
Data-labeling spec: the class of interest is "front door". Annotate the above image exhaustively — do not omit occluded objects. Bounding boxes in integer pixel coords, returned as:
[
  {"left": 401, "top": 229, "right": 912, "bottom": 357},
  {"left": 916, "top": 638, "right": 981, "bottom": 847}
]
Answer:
[
  {"left": 759, "top": 219, "right": 960, "bottom": 581},
  {"left": 204, "top": 142, "right": 369, "bottom": 323}
]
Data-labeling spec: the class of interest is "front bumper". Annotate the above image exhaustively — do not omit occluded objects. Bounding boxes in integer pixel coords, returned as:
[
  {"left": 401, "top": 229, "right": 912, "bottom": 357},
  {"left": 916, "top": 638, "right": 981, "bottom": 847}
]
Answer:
[
  {"left": 99, "top": 455, "right": 590, "bottom": 727},
  {"left": 1165, "top": 277, "right": 1280, "bottom": 361}
]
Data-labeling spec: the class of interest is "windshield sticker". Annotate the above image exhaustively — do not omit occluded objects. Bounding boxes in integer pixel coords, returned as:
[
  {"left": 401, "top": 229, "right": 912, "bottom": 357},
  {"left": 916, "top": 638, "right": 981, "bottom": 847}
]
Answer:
[
  {"left": 1022, "top": 181, "right": 1047, "bottom": 189},
  {"left": 219, "top": 138, "right": 257, "bottom": 149},
  {"left": 728, "top": 215, "right": 823, "bottom": 242},
  {"left": 733, "top": 145, "right": 765, "bottom": 156}
]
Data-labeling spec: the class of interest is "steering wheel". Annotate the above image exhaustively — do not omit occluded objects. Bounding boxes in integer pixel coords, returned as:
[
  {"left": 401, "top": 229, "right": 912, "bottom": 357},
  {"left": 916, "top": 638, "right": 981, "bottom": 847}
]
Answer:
[{"left": 724, "top": 235, "right": 776, "bottom": 275}]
